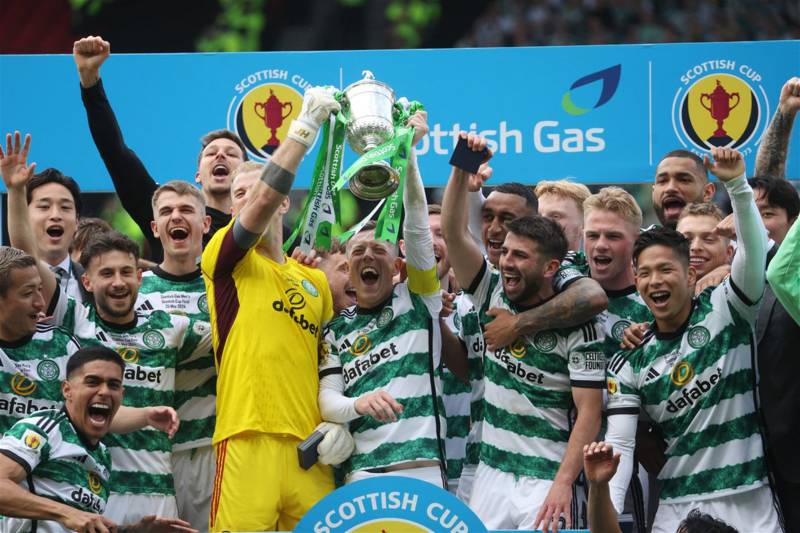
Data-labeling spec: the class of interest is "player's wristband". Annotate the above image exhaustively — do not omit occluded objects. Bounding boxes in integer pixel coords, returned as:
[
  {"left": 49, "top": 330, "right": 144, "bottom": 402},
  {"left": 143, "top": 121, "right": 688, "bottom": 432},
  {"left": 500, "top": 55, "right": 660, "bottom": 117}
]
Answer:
[
  {"left": 287, "top": 119, "right": 319, "bottom": 148},
  {"left": 260, "top": 161, "right": 295, "bottom": 195}
]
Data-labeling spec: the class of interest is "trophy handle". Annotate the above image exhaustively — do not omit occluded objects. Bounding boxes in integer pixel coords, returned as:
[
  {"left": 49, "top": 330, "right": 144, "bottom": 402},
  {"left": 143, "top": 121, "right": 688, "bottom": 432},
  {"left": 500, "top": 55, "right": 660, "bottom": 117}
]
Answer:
[
  {"left": 700, "top": 93, "right": 712, "bottom": 112},
  {"left": 254, "top": 101, "right": 266, "bottom": 120},
  {"left": 282, "top": 101, "right": 293, "bottom": 120},
  {"left": 729, "top": 92, "right": 740, "bottom": 111}
]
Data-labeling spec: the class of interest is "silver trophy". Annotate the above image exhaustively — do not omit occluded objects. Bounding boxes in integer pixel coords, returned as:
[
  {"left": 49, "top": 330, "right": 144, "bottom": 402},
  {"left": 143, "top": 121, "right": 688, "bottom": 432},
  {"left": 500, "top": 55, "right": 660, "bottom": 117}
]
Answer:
[{"left": 342, "top": 71, "right": 400, "bottom": 200}]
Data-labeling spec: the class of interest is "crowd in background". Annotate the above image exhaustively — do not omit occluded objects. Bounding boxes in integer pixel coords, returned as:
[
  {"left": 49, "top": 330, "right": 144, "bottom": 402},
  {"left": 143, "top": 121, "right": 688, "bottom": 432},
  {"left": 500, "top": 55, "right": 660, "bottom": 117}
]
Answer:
[{"left": 459, "top": 0, "right": 800, "bottom": 48}]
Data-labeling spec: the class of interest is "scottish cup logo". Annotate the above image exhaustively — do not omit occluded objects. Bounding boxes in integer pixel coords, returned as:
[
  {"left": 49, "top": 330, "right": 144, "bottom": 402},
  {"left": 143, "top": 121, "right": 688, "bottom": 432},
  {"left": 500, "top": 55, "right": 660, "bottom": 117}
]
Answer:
[
  {"left": 227, "top": 69, "right": 312, "bottom": 160},
  {"left": 672, "top": 62, "right": 769, "bottom": 156}
]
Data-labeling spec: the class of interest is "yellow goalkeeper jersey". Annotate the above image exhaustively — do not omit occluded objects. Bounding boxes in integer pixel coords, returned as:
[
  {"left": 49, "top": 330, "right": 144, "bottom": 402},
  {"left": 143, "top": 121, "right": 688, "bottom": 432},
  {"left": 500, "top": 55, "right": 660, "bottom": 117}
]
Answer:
[{"left": 202, "top": 220, "right": 333, "bottom": 444}]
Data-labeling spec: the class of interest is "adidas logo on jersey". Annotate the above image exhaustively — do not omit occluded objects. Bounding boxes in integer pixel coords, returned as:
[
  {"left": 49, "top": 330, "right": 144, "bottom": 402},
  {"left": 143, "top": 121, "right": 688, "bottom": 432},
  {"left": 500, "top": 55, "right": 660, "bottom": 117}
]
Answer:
[
  {"left": 666, "top": 367, "right": 722, "bottom": 413},
  {"left": 71, "top": 486, "right": 103, "bottom": 512},
  {"left": 137, "top": 300, "right": 155, "bottom": 312},
  {"left": 342, "top": 342, "right": 399, "bottom": 385}
]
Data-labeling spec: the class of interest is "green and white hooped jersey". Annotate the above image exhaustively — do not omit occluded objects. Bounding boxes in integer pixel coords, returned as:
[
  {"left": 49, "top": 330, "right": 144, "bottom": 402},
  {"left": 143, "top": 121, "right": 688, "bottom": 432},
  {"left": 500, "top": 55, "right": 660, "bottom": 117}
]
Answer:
[
  {"left": 0, "top": 409, "right": 112, "bottom": 532},
  {"left": 440, "top": 293, "right": 478, "bottom": 482},
  {"left": 0, "top": 325, "right": 81, "bottom": 433},
  {"left": 52, "top": 295, "right": 209, "bottom": 497},
  {"left": 137, "top": 268, "right": 215, "bottom": 451},
  {"left": 556, "top": 250, "right": 590, "bottom": 287},
  {"left": 467, "top": 260, "right": 606, "bottom": 479},
  {"left": 599, "top": 286, "right": 652, "bottom": 358},
  {"left": 450, "top": 292, "right": 485, "bottom": 469},
  {"left": 606, "top": 279, "right": 768, "bottom": 504},
  {"left": 320, "top": 283, "right": 446, "bottom": 478}
]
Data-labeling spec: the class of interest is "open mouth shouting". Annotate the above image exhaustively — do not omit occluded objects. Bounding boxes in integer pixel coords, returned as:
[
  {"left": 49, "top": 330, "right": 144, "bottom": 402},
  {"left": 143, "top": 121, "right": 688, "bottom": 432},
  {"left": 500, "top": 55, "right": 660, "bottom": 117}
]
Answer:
[
  {"left": 487, "top": 239, "right": 503, "bottom": 254},
  {"left": 45, "top": 224, "right": 65, "bottom": 243},
  {"left": 87, "top": 402, "right": 112, "bottom": 429},
  {"left": 167, "top": 226, "right": 190, "bottom": 245},
  {"left": 592, "top": 254, "right": 613, "bottom": 271},
  {"left": 661, "top": 196, "right": 686, "bottom": 221},
  {"left": 360, "top": 266, "right": 380, "bottom": 288},
  {"left": 502, "top": 269, "right": 521, "bottom": 291},
  {"left": 648, "top": 290, "right": 671, "bottom": 310},
  {"left": 211, "top": 163, "right": 230, "bottom": 183},
  {"left": 344, "top": 284, "right": 357, "bottom": 306}
]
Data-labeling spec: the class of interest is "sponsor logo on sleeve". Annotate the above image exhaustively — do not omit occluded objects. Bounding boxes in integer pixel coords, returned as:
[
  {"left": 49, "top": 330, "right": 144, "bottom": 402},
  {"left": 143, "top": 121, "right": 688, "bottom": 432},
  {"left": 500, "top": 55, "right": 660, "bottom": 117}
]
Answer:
[{"left": 23, "top": 430, "right": 42, "bottom": 450}]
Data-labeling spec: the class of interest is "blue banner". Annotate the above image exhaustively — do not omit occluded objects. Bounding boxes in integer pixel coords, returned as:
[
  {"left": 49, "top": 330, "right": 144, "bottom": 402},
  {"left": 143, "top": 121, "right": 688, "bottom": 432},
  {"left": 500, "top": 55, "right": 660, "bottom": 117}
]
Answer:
[
  {"left": 1, "top": 40, "right": 798, "bottom": 192},
  {"left": 293, "top": 476, "right": 588, "bottom": 532}
]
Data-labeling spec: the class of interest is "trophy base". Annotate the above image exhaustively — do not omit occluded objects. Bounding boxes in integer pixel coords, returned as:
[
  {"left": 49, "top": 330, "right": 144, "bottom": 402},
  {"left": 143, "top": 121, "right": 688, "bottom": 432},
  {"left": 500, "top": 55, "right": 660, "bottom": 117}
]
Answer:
[
  {"left": 350, "top": 161, "right": 400, "bottom": 201},
  {"left": 706, "top": 134, "right": 733, "bottom": 147}
]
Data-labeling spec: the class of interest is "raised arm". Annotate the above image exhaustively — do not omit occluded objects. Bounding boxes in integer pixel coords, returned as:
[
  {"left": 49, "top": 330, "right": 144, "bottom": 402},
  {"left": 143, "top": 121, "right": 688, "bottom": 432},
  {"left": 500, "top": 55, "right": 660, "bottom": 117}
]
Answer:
[
  {"left": 110, "top": 406, "right": 179, "bottom": 438},
  {"left": 441, "top": 133, "right": 492, "bottom": 290},
  {"left": 584, "top": 442, "right": 623, "bottom": 533},
  {"left": 483, "top": 276, "right": 608, "bottom": 351},
  {"left": 767, "top": 219, "right": 800, "bottom": 324},
  {"left": 0, "top": 132, "right": 58, "bottom": 304},
  {"left": 754, "top": 77, "right": 800, "bottom": 179},
  {"left": 73, "top": 36, "right": 161, "bottom": 256},
  {"left": 234, "top": 88, "right": 339, "bottom": 244},
  {"left": 705, "top": 147, "right": 767, "bottom": 304}
]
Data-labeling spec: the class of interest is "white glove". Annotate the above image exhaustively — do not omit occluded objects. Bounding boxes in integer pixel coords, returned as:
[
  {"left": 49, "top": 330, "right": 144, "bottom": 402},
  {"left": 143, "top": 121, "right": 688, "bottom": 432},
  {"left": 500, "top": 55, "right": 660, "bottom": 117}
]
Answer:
[
  {"left": 287, "top": 86, "right": 341, "bottom": 147},
  {"left": 396, "top": 96, "right": 411, "bottom": 113},
  {"left": 315, "top": 421, "right": 354, "bottom": 466}
]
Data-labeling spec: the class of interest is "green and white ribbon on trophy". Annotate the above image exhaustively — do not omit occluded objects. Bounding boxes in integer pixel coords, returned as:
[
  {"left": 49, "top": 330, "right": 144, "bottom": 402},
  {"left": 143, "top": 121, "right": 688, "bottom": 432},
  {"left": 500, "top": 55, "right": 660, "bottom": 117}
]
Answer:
[{"left": 285, "top": 71, "right": 423, "bottom": 253}]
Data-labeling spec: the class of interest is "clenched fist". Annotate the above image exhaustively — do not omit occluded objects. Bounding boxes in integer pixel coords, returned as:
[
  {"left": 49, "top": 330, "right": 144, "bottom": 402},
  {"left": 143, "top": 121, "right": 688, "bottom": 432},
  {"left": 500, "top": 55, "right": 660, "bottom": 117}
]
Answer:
[{"left": 73, "top": 36, "right": 110, "bottom": 88}]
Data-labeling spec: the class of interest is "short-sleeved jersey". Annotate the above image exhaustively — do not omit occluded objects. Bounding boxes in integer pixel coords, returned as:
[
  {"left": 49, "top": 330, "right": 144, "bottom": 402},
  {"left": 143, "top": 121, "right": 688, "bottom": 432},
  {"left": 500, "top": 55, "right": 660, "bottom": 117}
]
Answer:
[
  {"left": 320, "top": 283, "right": 446, "bottom": 477},
  {"left": 0, "top": 409, "right": 112, "bottom": 532},
  {"left": 0, "top": 325, "right": 81, "bottom": 433},
  {"left": 52, "top": 295, "right": 203, "bottom": 497},
  {"left": 137, "top": 267, "right": 215, "bottom": 451},
  {"left": 202, "top": 220, "right": 333, "bottom": 443},
  {"left": 606, "top": 279, "right": 768, "bottom": 504},
  {"left": 555, "top": 250, "right": 590, "bottom": 289},
  {"left": 467, "top": 260, "right": 606, "bottom": 479},
  {"left": 598, "top": 286, "right": 652, "bottom": 358}
]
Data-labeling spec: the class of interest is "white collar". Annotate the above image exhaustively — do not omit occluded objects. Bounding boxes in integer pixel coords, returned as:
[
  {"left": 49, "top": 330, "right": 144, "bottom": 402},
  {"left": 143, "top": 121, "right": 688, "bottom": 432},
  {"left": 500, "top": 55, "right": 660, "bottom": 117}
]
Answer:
[{"left": 54, "top": 255, "right": 71, "bottom": 274}]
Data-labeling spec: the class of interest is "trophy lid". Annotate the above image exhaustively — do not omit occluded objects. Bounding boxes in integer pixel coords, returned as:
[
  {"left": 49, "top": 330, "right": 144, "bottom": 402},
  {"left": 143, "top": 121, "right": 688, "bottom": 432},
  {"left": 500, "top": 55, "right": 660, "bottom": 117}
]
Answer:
[{"left": 343, "top": 70, "right": 396, "bottom": 98}]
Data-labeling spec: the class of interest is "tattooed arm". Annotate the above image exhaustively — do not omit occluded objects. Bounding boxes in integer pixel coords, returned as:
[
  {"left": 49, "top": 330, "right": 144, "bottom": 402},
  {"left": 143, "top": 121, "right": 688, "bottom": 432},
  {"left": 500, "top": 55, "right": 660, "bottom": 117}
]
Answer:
[
  {"left": 483, "top": 277, "right": 607, "bottom": 351},
  {"left": 754, "top": 77, "right": 800, "bottom": 179}
]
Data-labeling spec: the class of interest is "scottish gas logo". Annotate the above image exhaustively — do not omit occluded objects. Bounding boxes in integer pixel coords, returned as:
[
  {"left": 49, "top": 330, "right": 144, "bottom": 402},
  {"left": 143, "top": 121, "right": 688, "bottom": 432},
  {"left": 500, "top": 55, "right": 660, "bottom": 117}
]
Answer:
[
  {"left": 416, "top": 65, "right": 622, "bottom": 157},
  {"left": 532, "top": 64, "right": 622, "bottom": 154},
  {"left": 294, "top": 476, "right": 487, "bottom": 533},
  {"left": 562, "top": 64, "right": 622, "bottom": 116},
  {"left": 672, "top": 60, "right": 769, "bottom": 157}
]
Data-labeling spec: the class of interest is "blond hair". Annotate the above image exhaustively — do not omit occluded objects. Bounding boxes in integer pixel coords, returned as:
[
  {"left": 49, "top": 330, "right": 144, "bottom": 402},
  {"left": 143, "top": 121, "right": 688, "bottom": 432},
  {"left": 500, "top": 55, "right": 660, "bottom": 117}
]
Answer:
[
  {"left": 583, "top": 186, "right": 643, "bottom": 228},
  {"left": 0, "top": 247, "right": 36, "bottom": 296},
  {"left": 151, "top": 180, "right": 206, "bottom": 213},
  {"left": 678, "top": 202, "right": 724, "bottom": 223},
  {"left": 534, "top": 180, "right": 591, "bottom": 213},
  {"left": 229, "top": 161, "right": 265, "bottom": 183}
]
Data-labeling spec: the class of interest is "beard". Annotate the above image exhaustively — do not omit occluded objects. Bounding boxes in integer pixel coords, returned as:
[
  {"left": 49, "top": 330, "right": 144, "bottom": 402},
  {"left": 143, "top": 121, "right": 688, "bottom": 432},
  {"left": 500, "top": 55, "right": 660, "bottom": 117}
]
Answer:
[
  {"left": 505, "top": 270, "right": 546, "bottom": 305},
  {"left": 95, "top": 293, "right": 134, "bottom": 319}
]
